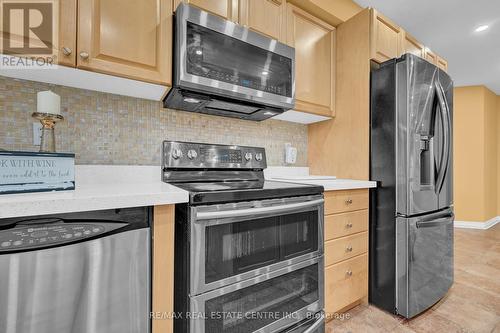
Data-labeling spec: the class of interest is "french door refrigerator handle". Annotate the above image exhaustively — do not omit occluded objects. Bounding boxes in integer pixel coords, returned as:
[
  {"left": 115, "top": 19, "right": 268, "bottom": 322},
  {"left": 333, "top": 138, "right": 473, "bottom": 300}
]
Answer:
[
  {"left": 434, "top": 79, "right": 451, "bottom": 194},
  {"left": 195, "top": 199, "right": 324, "bottom": 220},
  {"left": 416, "top": 213, "right": 454, "bottom": 228}
]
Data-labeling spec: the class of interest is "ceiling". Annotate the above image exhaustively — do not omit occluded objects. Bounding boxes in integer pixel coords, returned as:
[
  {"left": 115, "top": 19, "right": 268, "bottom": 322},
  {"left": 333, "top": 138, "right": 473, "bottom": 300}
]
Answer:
[{"left": 354, "top": 0, "right": 500, "bottom": 94}]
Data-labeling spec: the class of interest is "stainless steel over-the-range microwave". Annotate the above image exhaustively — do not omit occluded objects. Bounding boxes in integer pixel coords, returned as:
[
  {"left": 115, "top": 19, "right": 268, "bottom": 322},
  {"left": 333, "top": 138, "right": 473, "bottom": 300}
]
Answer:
[{"left": 163, "top": 3, "right": 295, "bottom": 121}]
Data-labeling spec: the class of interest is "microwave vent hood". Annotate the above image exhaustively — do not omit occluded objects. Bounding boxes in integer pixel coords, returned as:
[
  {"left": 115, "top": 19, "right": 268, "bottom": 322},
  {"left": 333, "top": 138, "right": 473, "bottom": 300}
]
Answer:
[{"left": 163, "top": 2, "right": 295, "bottom": 121}]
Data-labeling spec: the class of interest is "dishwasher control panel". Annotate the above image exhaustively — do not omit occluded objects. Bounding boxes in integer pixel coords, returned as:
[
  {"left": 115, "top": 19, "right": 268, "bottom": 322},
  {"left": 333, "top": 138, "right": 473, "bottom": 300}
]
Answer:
[{"left": 0, "top": 223, "right": 120, "bottom": 251}]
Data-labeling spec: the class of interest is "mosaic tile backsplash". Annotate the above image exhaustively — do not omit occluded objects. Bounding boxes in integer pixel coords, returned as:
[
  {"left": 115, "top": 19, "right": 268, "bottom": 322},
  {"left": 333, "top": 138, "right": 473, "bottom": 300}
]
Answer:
[{"left": 0, "top": 77, "right": 307, "bottom": 166}]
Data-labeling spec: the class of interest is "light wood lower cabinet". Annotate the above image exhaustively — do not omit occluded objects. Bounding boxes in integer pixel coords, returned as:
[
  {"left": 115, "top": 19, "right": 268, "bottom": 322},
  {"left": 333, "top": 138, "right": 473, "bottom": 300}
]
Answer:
[
  {"left": 325, "top": 231, "right": 368, "bottom": 266},
  {"left": 324, "top": 189, "right": 369, "bottom": 318},
  {"left": 77, "top": 0, "right": 173, "bottom": 85},
  {"left": 152, "top": 205, "right": 175, "bottom": 333},
  {"left": 324, "top": 189, "right": 369, "bottom": 215},
  {"left": 325, "top": 210, "right": 369, "bottom": 240},
  {"left": 325, "top": 253, "right": 368, "bottom": 315}
]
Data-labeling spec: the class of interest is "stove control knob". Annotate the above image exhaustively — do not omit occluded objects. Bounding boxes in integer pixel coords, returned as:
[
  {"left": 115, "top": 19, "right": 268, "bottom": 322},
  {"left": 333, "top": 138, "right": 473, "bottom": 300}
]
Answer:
[
  {"left": 255, "top": 152, "right": 263, "bottom": 161},
  {"left": 187, "top": 149, "right": 198, "bottom": 160},
  {"left": 172, "top": 148, "right": 183, "bottom": 160},
  {"left": 244, "top": 152, "right": 253, "bottom": 161}
]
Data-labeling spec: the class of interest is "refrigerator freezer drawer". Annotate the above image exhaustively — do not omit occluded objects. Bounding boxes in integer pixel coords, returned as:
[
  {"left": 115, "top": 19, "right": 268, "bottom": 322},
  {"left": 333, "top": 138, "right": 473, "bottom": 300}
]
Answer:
[{"left": 395, "top": 209, "right": 454, "bottom": 318}]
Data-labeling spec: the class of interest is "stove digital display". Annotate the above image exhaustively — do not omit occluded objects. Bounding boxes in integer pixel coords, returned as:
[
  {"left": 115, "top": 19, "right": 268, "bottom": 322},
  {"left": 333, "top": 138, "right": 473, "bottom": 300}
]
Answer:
[{"left": 201, "top": 148, "right": 242, "bottom": 164}]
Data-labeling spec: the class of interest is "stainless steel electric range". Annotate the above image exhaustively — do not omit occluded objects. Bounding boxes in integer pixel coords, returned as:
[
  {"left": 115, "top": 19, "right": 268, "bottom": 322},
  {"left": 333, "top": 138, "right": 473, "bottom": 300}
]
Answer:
[{"left": 162, "top": 141, "right": 325, "bottom": 333}]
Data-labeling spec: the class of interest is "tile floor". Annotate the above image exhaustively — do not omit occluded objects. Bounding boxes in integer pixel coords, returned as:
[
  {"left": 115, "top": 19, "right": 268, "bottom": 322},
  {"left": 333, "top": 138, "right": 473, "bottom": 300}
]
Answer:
[{"left": 325, "top": 223, "right": 500, "bottom": 333}]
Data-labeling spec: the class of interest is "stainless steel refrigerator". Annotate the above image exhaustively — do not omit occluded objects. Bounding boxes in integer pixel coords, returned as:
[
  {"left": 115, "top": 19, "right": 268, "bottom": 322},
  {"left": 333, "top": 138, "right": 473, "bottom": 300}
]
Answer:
[{"left": 369, "top": 53, "right": 454, "bottom": 318}]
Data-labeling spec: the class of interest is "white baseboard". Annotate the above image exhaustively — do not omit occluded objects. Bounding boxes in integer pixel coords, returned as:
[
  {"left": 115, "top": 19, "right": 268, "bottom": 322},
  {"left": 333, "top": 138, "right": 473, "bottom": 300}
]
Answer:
[{"left": 454, "top": 216, "right": 500, "bottom": 230}]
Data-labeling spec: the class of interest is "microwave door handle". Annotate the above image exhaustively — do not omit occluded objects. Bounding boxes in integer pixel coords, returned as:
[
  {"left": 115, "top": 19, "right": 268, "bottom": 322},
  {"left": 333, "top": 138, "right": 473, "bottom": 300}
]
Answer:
[
  {"left": 434, "top": 79, "right": 451, "bottom": 194},
  {"left": 195, "top": 199, "right": 324, "bottom": 220}
]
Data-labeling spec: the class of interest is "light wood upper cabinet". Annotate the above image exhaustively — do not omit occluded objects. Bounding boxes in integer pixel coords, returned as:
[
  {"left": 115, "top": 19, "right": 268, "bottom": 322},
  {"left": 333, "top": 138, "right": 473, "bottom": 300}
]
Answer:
[
  {"left": 238, "top": 0, "right": 285, "bottom": 41},
  {"left": 286, "top": 4, "right": 335, "bottom": 117},
  {"left": 424, "top": 48, "right": 437, "bottom": 65},
  {"left": 58, "top": 0, "right": 78, "bottom": 67},
  {"left": 401, "top": 31, "right": 425, "bottom": 58},
  {"left": 437, "top": 55, "right": 448, "bottom": 72},
  {"left": 370, "top": 9, "right": 402, "bottom": 63},
  {"left": 174, "top": 0, "right": 237, "bottom": 21},
  {"left": 77, "top": 0, "right": 172, "bottom": 85}
]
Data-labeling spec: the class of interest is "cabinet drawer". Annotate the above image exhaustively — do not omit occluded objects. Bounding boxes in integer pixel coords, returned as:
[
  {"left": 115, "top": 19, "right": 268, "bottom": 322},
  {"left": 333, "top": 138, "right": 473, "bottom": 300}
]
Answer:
[
  {"left": 325, "top": 231, "right": 368, "bottom": 266},
  {"left": 325, "top": 253, "right": 368, "bottom": 315},
  {"left": 325, "top": 210, "right": 368, "bottom": 241},
  {"left": 324, "top": 190, "right": 369, "bottom": 214}
]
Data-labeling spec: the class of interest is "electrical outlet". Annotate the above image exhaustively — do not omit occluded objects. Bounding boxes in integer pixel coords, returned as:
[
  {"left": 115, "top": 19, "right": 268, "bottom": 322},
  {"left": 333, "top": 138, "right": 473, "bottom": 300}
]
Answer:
[
  {"left": 284, "top": 143, "right": 297, "bottom": 164},
  {"left": 33, "top": 122, "right": 42, "bottom": 146}
]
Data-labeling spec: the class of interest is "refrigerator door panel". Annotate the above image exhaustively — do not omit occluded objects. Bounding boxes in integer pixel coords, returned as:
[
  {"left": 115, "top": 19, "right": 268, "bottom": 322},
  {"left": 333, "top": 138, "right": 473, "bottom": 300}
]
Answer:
[
  {"left": 396, "top": 208, "right": 454, "bottom": 318},
  {"left": 397, "top": 55, "right": 445, "bottom": 216},
  {"left": 436, "top": 70, "right": 453, "bottom": 209}
]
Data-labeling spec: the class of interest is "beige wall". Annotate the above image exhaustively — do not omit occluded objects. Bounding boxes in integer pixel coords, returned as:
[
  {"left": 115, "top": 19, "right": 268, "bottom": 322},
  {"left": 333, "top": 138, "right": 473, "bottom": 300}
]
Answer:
[
  {"left": 454, "top": 86, "right": 486, "bottom": 221},
  {"left": 484, "top": 88, "right": 498, "bottom": 220},
  {"left": 454, "top": 86, "right": 499, "bottom": 222}
]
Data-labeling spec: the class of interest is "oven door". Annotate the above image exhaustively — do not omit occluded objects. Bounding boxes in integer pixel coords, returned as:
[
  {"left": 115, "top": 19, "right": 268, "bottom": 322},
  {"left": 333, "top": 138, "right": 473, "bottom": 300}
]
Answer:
[
  {"left": 190, "top": 195, "right": 324, "bottom": 295},
  {"left": 190, "top": 257, "right": 324, "bottom": 333},
  {"left": 174, "top": 2, "right": 295, "bottom": 110}
]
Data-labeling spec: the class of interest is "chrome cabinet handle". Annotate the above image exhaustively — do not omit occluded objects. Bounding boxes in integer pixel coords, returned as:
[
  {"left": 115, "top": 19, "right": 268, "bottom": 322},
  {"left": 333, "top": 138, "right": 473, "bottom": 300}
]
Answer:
[
  {"left": 61, "top": 46, "right": 72, "bottom": 56},
  {"left": 345, "top": 198, "right": 353, "bottom": 205},
  {"left": 346, "top": 270, "right": 353, "bottom": 277},
  {"left": 79, "top": 51, "right": 89, "bottom": 60},
  {"left": 346, "top": 245, "right": 353, "bottom": 252},
  {"left": 346, "top": 222, "right": 353, "bottom": 228}
]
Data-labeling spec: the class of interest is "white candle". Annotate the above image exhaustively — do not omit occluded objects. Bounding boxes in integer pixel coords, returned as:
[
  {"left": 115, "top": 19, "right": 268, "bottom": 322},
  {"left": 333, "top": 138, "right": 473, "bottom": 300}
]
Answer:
[{"left": 37, "top": 90, "right": 61, "bottom": 115}]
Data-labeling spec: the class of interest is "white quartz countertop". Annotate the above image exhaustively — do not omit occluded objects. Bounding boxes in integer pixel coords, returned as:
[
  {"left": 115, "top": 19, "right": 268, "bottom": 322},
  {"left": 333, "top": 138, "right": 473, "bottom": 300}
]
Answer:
[
  {"left": 265, "top": 167, "right": 377, "bottom": 191},
  {"left": 0, "top": 165, "right": 376, "bottom": 219},
  {"left": 0, "top": 166, "right": 188, "bottom": 219}
]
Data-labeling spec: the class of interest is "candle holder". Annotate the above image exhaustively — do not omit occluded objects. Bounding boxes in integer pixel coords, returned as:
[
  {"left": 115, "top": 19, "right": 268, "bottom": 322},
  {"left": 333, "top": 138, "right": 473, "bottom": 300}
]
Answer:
[{"left": 32, "top": 112, "right": 64, "bottom": 153}]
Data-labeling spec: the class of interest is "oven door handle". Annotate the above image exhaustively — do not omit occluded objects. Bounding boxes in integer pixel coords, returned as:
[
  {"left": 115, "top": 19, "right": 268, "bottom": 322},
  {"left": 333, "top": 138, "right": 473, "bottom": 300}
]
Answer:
[
  {"left": 303, "top": 312, "right": 325, "bottom": 333},
  {"left": 195, "top": 199, "right": 324, "bottom": 220}
]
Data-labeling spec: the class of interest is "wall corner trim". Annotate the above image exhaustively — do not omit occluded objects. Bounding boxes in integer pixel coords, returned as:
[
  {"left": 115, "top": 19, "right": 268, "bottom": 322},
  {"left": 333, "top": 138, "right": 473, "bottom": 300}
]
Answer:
[{"left": 454, "top": 216, "right": 500, "bottom": 230}]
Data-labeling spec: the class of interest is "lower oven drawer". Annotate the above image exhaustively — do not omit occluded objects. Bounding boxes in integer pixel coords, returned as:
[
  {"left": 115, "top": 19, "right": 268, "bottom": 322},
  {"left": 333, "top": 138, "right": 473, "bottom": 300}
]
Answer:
[
  {"left": 325, "top": 253, "right": 368, "bottom": 315},
  {"left": 189, "top": 257, "right": 324, "bottom": 333}
]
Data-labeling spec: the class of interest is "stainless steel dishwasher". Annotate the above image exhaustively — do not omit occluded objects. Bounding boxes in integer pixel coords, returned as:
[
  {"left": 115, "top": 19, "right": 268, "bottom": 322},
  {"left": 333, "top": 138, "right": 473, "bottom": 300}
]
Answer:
[{"left": 0, "top": 207, "right": 151, "bottom": 333}]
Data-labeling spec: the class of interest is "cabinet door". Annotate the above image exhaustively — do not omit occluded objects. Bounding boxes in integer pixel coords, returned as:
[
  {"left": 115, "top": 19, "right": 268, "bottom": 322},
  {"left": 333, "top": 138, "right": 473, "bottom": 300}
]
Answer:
[
  {"left": 370, "top": 9, "right": 402, "bottom": 63},
  {"left": 58, "top": 0, "right": 77, "bottom": 67},
  {"left": 424, "top": 48, "right": 437, "bottom": 65},
  {"left": 437, "top": 55, "right": 448, "bottom": 72},
  {"left": 325, "top": 253, "right": 368, "bottom": 315},
  {"left": 286, "top": 4, "right": 335, "bottom": 117},
  {"left": 174, "top": 0, "right": 237, "bottom": 21},
  {"left": 401, "top": 31, "right": 424, "bottom": 58},
  {"left": 239, "top": 0, "right": 285, "bottom": 41},
  {"left": 78, "top": 0, "right": 172, "bottom": 85}
]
